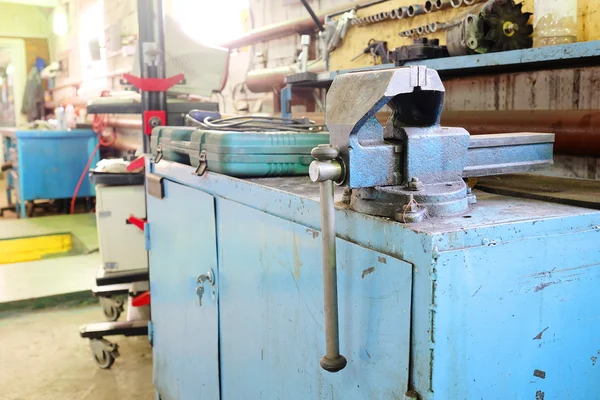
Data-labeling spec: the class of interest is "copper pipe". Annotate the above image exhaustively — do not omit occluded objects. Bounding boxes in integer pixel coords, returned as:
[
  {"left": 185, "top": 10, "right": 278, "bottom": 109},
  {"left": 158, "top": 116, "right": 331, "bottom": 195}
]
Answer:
[
  {"left": 246, "top": 60, "right": 326, "bottom": 93},
  {"left": 220, "top": 0, "right": 386, "bottom": 48},
  {"left": 440, "top": 110, "right": 600, "bottom": 156}
]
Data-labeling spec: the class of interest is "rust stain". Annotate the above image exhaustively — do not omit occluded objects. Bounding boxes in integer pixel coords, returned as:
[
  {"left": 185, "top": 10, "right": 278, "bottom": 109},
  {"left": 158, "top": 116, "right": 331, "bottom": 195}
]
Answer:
[
  {"left": 362, "top": 266, "right": 375, "bottom": 279},
  {"left": 533, "top": 369, "right": 546, "bottom": 379},
  {"left": 536, "top": 390, "right": 545, "bottom": 400},
  {"left": 306, "top": 228, "right": 319, "bottom": 238},
  {"left": 377, "top": 256, "right": 387, "bottom": 264},
  {"left": 533, "top": 327, "right": 549, "bottom": 340},
  {"left": 534, "top": 281, "right": 559, "bottom": 292}
]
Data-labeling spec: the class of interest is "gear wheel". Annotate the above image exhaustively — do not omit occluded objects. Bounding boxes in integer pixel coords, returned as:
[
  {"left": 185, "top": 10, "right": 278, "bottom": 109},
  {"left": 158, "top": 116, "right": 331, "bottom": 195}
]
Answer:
[{"left": 482, "top": 1, "right": 533, "bottom": 52}]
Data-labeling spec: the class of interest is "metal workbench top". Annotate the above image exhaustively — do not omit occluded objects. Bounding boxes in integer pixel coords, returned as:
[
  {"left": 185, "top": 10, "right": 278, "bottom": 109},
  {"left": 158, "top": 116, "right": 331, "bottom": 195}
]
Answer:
[{"left": 151, "top": 160, "right": 600, "bottom": 247}]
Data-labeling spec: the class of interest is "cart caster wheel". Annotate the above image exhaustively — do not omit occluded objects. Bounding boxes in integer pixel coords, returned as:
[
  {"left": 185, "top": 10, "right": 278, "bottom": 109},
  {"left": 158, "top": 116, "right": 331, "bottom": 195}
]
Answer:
[
  {"left": 90, "top": 338, "right": 120, "bottom": 369},
  {"left": 100, "top": 297, "right": 124, "bottom": 321}
]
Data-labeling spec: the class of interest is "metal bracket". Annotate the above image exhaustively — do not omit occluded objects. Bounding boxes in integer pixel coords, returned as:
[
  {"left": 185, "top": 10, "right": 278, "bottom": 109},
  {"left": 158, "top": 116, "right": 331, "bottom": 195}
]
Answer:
[
  {"left": 194, "top": 150, "right": 208, "bottom": 176},
  {"left": 147, "top": 173, "right": 164, "bottom": 199}
]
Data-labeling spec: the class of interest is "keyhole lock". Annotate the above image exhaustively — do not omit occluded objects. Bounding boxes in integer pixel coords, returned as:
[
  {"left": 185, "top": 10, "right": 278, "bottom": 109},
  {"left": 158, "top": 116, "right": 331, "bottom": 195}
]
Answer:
[{"left": 196, "top": 269, "right": 216, "bottom": 306}]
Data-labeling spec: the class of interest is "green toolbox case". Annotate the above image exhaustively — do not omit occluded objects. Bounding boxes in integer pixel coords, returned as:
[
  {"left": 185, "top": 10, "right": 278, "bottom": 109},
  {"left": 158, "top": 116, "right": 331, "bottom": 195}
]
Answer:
[{"left": 151, "top": 127, "right": 329, "bottom": 177}]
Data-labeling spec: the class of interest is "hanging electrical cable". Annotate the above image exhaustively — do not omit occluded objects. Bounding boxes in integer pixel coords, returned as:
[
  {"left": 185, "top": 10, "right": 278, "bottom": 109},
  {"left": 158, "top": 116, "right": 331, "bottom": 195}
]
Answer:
[
  {"left": 70, "top": 91, "right": 117, "bottom": 214},
  {"left": 185, "top": 114, "right": 326, "bottom": 132}
]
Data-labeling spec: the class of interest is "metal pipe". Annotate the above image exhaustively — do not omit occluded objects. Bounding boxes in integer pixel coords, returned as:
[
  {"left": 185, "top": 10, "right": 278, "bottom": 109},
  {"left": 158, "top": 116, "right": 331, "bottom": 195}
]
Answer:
[
  {"left": 299, "top": 35, "right": 311, "bottom": 72},
  {"left": 425, "top": 0, "right": 435, "bottom": 13},
  {"left": 450, "top": 0, "right": 463, "bottom": 8},
  {"left": 440, "top": 110, "right": 600, "bottom": 156},
  {"left": 429, "top": 22, "right": 439, "bottom": 32},
  {"left": 220, "top": 0, "right": 386, "bottom": 48},
  {"left": 246, "top": 60, "right": 326, "bottom": 93},
  {"left": 417, "top": 26, "right": 425, "bottom": 35},
  {"left": 309, "top": 144, "right": 347, "bottom": 373},
  {"left": 407, "top": 4, "right": 424, "bottom": 17},
  {"left": 397, "top": 7, "right": 407, "bottom": 19}
]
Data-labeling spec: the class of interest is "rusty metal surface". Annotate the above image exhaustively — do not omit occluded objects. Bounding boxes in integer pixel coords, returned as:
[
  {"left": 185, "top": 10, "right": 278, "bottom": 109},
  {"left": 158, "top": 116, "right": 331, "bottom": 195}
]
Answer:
[{"left": 475, "top": 173, "right": 600, "bottom": 210}]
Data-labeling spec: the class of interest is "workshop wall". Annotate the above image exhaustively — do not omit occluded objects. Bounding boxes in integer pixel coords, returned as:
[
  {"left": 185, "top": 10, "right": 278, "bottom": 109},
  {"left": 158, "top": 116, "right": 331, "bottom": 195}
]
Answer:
[
  {"left": 328, "top": 0, "right": 599, "bottom": 70},
  {"left": 51, "top": 0, "right": 138, "bottom": 104},
  {"left": 0, "top": 3, "right": 53, "bottom": 70}
]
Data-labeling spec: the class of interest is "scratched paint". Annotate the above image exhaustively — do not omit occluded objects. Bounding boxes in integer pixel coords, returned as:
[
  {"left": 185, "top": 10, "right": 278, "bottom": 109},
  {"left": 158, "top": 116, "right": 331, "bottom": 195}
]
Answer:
[{"left": 362, "top": 266, "right": 376, "bottom": 278}]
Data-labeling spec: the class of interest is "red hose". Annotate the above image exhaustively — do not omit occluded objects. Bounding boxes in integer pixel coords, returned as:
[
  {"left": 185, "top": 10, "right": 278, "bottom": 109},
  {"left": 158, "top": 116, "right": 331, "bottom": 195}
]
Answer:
[{"left": 70, "top": 91, "right": 116, "bottom": 214}]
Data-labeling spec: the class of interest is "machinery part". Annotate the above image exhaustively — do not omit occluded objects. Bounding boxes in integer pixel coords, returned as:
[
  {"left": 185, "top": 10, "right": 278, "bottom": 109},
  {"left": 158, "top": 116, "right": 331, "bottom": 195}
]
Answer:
[
  {"left": 407, "top": 4, "right": 424, "bottom": 17},
  {"left": 324, "top": 11, "right": 354, "bottom": 52},
  {"left": 89, "top": 338, "right": 120, "bottom": 369},
  {"left": 298, "top": 35, "right": 311, "bottom": 72},
  {"left": 351, "top": 39, "right": 390, "bottom": 64},
  {"left": 450, "top": 0, "right": 463, "bottom": 7},
  {"left": 392, "top": 38, "right": 450, "bottom": 66},
  {"left": 324, "top": 66, "right": 554, "bottom": 220},
  {"left": 446, "top": 0, "right": 533, "bottom": 56},
  {"left": 309, "top": 145, "right": 347, "bottom": 373},
  {"left": 100, "top": 296, "right": 125, "bottom": 322}
]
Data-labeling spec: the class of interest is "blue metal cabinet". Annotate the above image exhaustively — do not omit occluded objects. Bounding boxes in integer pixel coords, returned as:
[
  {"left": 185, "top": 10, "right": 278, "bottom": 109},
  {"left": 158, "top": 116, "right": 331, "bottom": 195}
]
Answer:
[
  {"left": 147, "top": 179, "right": 220, "bottom": 400},
  {"left": 217, "top": 198, "right": 412, "bottom": 399},
  {"left": 1, "top": 129, "right": 99, "bottom": 218},
  {"left": 147, "top": 160, "right": 600, "bottom": 400}
]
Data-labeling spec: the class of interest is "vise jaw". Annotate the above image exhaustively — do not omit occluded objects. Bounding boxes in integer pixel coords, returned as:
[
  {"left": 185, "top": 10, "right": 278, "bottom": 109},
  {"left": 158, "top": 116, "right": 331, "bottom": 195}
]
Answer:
[{"left": 325, "top": 66, "right": 554, "bottom": 222}]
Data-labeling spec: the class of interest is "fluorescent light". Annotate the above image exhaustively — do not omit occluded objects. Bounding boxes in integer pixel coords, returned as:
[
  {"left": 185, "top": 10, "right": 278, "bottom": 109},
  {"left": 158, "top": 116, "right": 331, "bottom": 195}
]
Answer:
[{"left": 53, "top": 6, "right": 68, "bottom": 36}]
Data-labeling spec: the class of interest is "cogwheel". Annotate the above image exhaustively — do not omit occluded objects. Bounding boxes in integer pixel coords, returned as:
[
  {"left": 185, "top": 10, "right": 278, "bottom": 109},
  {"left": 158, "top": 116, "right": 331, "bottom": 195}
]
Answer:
[{"left": 481, "top": 0, "right": 533, "bottom": 52}]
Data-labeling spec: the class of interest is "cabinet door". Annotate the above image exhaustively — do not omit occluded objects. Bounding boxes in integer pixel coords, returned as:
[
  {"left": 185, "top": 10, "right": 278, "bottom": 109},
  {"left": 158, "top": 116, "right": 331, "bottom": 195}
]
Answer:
[
  {"left": 217, "top": 198, "right": 413, "bottom": 400},
  {"left": 147, "top": 179, "right": 219, "bottom": 400}
]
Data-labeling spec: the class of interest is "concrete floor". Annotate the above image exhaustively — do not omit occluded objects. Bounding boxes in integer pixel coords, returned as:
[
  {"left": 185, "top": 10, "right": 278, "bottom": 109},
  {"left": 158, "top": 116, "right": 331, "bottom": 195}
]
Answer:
[
  {"left": 0, "top": 176, "right": 100, "bottom": 304},
  {"left": 0, "top": 304, "right": 154, "bottom": 400}
]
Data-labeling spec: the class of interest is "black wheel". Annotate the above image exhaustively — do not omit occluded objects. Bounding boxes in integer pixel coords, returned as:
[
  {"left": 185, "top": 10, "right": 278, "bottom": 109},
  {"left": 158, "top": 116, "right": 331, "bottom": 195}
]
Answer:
[
  {"left": 93, "top": 348, "right": 115, "bottom": 369},
  {"left": 103, "top": 305, "right": 122, "bottom": 321}
]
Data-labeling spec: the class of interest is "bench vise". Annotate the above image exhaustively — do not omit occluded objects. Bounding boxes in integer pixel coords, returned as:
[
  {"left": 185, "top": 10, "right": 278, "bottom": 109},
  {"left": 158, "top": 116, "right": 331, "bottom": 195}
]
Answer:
[
  {"left": 309, "top": 66, "right": 554, "bottom": 373},
  {"left": 312, "top": 66, "right": 554, "bottom": 222}
]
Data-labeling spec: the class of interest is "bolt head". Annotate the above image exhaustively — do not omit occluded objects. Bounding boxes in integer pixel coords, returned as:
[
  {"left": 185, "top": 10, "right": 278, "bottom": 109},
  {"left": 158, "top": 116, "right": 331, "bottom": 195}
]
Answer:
[{"left": 408, "top": 177, "right": 424, "bottom": 191}]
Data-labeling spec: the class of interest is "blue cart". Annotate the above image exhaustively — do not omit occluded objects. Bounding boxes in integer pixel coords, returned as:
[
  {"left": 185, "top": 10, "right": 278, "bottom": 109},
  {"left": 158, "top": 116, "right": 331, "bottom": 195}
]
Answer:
[{"left": 1, "top": 129, "right": 99, "bottom": 218}]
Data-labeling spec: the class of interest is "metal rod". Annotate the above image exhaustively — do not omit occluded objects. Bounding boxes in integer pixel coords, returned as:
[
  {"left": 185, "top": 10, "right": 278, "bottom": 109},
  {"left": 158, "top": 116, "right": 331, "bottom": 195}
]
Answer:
[
  {"left": 300, "top": 0, "right": 325, "bottom": 32},
  {"left": 319, "top": 179, "right": 341, "bottom": 361},
  {"left": 310, "top": 145, "right": 347, "bottom": 373}
]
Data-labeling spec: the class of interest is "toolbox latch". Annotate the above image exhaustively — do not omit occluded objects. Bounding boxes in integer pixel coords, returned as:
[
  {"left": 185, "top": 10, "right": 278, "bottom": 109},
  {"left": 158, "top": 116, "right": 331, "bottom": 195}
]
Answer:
[
  {"left": 194, "top": 150, "right": 208, "bottom": 176},
  {"left": 147, "top": 173, "right": 164, "bottom": 199},
  {"left": 154, "top": 144, "right": 163, "bottom": 163}
]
